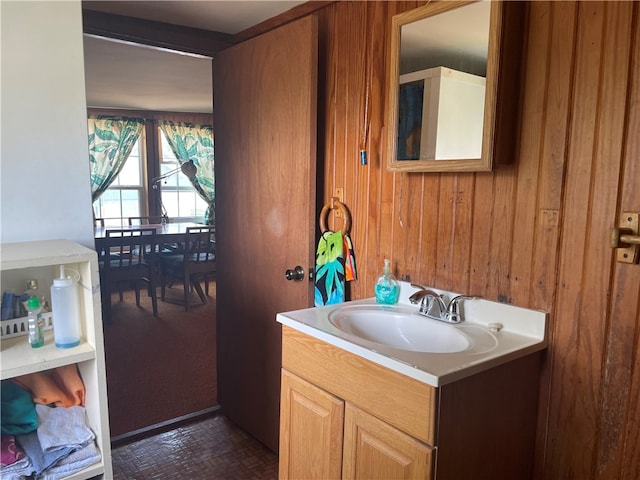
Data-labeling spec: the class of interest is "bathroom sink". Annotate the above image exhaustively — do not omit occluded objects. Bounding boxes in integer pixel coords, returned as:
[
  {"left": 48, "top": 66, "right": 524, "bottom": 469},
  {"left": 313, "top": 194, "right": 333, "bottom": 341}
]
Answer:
[
  {"left": 278, "top": 281, "right": 546, "bottom": 385},
  {"left": 327, "top": 304, "right": 470, "bottom": 353}
]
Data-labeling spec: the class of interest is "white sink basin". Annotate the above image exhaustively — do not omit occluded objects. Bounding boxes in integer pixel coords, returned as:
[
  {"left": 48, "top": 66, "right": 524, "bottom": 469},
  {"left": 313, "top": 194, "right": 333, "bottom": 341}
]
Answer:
[
  {"left": 277, "top": 282, "right": 547, "bottom": 386},
  {"left": 328, "top": 304, "right": 470, "bottom": 353}
]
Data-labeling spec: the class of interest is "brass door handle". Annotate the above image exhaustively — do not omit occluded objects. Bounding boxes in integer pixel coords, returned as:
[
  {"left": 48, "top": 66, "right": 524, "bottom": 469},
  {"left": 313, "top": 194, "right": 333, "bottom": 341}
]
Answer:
[
  {"left": 610, "top": 228, "right": 640, "bottom": 246},
  {"left": 611, "top": 213, "right": 639, "bottom": 263}
]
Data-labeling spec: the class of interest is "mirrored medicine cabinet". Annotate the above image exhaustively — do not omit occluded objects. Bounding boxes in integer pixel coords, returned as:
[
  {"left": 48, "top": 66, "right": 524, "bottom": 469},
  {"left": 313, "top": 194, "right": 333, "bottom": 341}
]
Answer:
[{"left": 385, "top": 0, "right": 527, "bottom": 173}]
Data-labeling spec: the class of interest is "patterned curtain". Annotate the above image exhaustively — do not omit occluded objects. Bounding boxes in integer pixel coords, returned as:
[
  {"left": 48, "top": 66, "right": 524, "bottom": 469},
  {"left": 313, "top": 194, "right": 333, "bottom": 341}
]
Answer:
[
  {"left": 88, "top": 115, "right": 145, "bottom": 201},
  {"left": 159, "top": 121, "right": 215, "bottom": 225}
]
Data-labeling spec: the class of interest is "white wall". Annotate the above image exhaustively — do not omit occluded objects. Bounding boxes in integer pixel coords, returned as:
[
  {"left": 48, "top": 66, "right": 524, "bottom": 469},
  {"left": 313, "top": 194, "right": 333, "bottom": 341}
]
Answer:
[{"left": 1, "top": 1, "right": 94, "bottom": 247}]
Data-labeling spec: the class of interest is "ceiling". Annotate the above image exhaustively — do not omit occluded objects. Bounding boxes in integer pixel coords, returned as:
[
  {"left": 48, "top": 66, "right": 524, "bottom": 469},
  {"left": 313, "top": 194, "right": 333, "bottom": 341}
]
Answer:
[
  {"left": 400, "top": 1, "right": 490, "bottom": 76},
  {"left": 84, "top": 1, "right": 488, "bottom": 113},
  {"left": 83, "top": 1, "right": 306, "bottom": 113}
]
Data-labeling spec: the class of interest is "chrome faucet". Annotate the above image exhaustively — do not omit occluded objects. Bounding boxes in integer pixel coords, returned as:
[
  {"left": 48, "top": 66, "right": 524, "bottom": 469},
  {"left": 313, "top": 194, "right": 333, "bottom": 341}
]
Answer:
[
  {"left": 409, "top": 284, "right": 477, "bottom": 323},
  {"left": 409, "top": 287, "right": 448, "bottom": 319}
]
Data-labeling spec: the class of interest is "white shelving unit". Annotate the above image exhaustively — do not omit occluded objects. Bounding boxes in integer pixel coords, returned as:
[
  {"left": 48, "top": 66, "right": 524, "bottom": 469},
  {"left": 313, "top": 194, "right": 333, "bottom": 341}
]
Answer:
[
  {"left": 399, "top": 66, "right": 486, "bottom": 160},
  {"left": 1, "top": 239, "right": 112, "bottom": 479}
]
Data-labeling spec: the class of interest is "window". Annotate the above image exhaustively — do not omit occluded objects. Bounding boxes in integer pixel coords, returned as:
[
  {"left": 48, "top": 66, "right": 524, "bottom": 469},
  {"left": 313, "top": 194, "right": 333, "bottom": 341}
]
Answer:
[
  {"left": 93, "top": 125, "right": 207, "bottom": 223},
  {"left": 93, "top": 136, "right": 144, "bottom": 227},
  {"left": 90, "top": 112, "right": 213, "bottom": 226},
  {"left": 158, "top": 128, "right": 208, "bottom": 221}
]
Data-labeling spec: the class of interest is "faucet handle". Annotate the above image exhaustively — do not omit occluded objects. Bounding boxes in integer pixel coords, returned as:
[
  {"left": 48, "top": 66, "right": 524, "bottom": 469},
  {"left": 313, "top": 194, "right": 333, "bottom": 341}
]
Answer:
[
  {"left": 446, "top": 295, "right": 479, "bottom": 322},
  {"left": 409, "top": 284, "right": 429, "bottom": 304},
  {"left": 409, "top": 288, "right": 447, "bottom": 319}
]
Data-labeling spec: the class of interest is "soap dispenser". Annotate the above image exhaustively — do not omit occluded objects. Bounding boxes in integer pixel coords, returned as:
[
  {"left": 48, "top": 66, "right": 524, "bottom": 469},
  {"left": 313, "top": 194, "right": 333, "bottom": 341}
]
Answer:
[{"left": 375, "top": 258, "right": 400, "bottom": 304}]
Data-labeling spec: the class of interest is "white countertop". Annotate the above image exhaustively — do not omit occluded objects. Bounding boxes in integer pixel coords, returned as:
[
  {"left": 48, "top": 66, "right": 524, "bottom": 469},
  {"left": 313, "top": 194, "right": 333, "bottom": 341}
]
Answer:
[{"left": 276, "top": 282, "right": 547, "bottom": 387}]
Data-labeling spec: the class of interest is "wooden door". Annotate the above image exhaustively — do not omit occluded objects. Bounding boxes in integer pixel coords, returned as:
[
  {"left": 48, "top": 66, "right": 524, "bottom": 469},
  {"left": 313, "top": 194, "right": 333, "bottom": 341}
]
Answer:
[
  {"left": 595, "top": 8, "right": 640, "bottom": 477},
  {"left": 213, "top": 16, "right": 317, "bottom": 452},
  {"left": 540, "top": 3, "right": 640, "bottom": 478},
  {"left": 279, "top": 370, "right": 344, "bottom": 480},
  {"left": 343, "top": 404, "right": 434, "bottom": 480}
]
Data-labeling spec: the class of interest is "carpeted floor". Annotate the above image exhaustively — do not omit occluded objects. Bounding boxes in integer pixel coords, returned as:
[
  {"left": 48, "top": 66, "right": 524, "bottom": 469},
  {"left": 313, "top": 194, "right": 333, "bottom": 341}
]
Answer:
[{"left": 102, "top": 281, "right": 217, "bottom": 438}]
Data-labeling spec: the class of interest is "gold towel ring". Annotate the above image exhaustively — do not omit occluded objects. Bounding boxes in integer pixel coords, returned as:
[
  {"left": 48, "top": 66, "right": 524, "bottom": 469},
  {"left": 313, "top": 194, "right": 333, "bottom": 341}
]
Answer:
[{"left": 319, "top": 198, "right": 352, "bottom": 233}]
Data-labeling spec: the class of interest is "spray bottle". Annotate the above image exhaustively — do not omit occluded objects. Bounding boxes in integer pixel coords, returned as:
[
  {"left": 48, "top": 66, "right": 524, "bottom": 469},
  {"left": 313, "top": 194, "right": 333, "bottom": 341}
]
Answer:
[
  {"left": 50, "top": 266, "right": 81, "bottom": 348},
  {"left": 27, "top": 296, "right": 45, "bottom": 348}
]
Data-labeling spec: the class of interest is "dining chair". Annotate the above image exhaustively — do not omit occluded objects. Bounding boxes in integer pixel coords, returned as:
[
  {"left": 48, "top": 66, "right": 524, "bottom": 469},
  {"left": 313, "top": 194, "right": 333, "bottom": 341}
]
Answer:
[
  {"left": 97, "top": 228, "right": 158, "bottom": 321},
  {"left": 159, "top": 226, "right": 216, "bottom": 311},
  {"left": 128, "top": 216, "right": 165, "bottom": 226},
  {"left": 129, "top": 216, "right": 182, "bottom": 255}
]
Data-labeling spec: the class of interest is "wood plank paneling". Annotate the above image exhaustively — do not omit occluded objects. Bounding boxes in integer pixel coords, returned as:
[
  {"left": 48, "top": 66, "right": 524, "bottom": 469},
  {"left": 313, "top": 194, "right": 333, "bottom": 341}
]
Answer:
[
  {"left": 527, "top": 0, "right": 576, "bottom": 311},
  {"left": 313, "top": 1, "right": 640, "bottom": 478},
  {"left": 468, "top": 172, "right": 495, "bottom": 295},
  {"left": 518, "top": 6, "right": 577, "bottom": 469},
  {"left": 356, "top": 1, "right": 386, "bottom": 295},
  {"left": 417, "top": 174, "right": 439, "bottom": 287},
  {"left": 545, "top": 2, "right": 632, "bottom": 478},
  {"left": 436, "top": 173, "right": 476, "bottom": 292},
  {"left": 486, "top": 168, "right": 516, "bottom": 302},
  {"left": 596, "top": 2, "right": 640, "bottom": 478}
]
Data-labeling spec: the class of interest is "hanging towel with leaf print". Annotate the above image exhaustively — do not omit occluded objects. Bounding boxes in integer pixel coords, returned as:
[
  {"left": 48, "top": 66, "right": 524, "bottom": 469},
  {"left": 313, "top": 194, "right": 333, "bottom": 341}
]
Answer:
[
  {"left": 314, "top": 230, "right": 346, "bottom": 306},
  {"left": 315, "top": 230, "right": 357, "bottom": 306}
]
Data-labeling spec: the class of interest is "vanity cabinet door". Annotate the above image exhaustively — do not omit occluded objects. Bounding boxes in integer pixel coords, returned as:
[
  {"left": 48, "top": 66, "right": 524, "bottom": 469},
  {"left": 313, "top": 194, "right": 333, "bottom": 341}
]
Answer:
[
  {"left": 343, "top": 404, "right": 434, "bottom": 480},
  {"left": 279, "top": 370, "right": 344, "bottom": 480}
]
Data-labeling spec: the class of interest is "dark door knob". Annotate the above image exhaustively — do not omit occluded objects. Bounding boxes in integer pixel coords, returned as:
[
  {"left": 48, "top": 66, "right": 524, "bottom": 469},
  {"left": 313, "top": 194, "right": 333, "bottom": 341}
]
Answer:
[{"left": 285, "top": 266, "right": 305, "bottom": 281}]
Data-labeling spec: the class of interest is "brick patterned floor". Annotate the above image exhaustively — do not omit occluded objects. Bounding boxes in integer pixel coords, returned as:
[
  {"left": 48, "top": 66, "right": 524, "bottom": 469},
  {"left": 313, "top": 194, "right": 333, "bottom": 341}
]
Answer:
[{"left": 111, "top": 415, "right": 278, "bottom": 479}]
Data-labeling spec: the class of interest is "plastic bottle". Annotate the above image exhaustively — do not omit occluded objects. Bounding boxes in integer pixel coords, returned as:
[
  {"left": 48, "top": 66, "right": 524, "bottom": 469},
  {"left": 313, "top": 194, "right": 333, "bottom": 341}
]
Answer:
[
  {"left": 20, "top": 279, "right": 51, "bottom": 317},
  {"left": 375, "top": 258, "right": 400, "bottom": 305},
  {"left": 24, "top": 279, "right": 50, "bottom": 313},
  {"left": 27, "top": 296, "right": 45, "bottom": 348},
  {"left": 50, "top": 265, "right": 81, "bottom": 348}
]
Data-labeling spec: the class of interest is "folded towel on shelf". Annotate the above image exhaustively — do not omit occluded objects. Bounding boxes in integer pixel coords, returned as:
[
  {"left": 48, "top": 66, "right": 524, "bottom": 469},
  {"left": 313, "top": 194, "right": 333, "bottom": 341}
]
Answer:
[
  {"left": 36, "top": 405, "right": 94, "bottom": 452},
  {"left": 13, "top": 364, "right": 85, "bottom": 407},
  {"left": 15, "top": 431, "right": 73, "bottom": 476},
  {"left": 314, "top": 230, "right": 345, "bottom": 306},
  {"left": 39, "top": 441, "right": 101, "bottom": 480},
  {"left": 50, "top": 365, "right": 85, "bottom": 407},
  {"left": 1, "top": 435, "right": 25, "bottom": 467},
  {"left": 1, "top": 380, "right": 38, "bottom": 436},
  {"left": 9, "top": 404, "right": 97, "bottom": 479},
  {"left": 0, "top": 453, "right": 32, "bottom": 480}
]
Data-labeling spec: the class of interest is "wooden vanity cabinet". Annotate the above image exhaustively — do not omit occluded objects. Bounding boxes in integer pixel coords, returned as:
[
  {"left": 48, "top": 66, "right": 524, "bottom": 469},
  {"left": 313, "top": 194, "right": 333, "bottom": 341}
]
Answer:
[
  {"left": 280, "top": 369, "right": 433, "bottom": 480},
  {"left": 279, "top": 326, "right": 541, "bottom": 480},
  {"left": 343, "top": 403, "right": 434, "bottom": 480},
  {"left": 279, "top": 370, "right": 344, "bottom": 479},
  {"left": 280, "top": 326, "right": 436, "bottom": 480}
]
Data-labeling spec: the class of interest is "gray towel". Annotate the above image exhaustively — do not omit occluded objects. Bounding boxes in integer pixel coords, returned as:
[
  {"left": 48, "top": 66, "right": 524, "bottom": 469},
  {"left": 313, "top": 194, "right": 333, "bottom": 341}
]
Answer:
[
  {"left": 40, "top": 441, "right": 101, "bottom": 480},
  {"left": 36, "top": 404, "right": 94, "bottom": 452},
  {"left": 15, "top": 431, "right": 73, "bottom": 475}
]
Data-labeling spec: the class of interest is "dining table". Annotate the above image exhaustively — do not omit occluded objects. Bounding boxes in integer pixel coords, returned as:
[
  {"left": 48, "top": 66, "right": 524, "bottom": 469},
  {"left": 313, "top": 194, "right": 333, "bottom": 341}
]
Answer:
[
  {"left": 94, "top": 222, "right": 204, "bottom": 241},
  {"left": 94, "top": 221, "right": 209, "bottom": 264},
  {"left": 93, "top": 222, "right": 211, "bottom": 318}
]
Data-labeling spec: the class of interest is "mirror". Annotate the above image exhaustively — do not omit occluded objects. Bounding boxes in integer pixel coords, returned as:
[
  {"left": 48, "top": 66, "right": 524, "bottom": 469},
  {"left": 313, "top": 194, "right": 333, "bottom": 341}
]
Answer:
[{"left": 386, "top": 1, "right": 522, "bottom": 172}]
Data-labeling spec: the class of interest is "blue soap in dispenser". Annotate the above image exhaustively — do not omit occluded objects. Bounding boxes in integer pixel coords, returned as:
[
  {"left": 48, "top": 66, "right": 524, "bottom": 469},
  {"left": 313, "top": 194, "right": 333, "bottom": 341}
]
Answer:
[{"left": 375, "top": 258, "right": 400, "bottom": 304}]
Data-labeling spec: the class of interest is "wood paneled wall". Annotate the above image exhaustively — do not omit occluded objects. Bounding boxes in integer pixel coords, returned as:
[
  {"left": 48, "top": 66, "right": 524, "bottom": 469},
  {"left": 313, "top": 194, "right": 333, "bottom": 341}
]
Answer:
[{"left": 314, "top": 1, "right": 640, "bottom": 478}]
